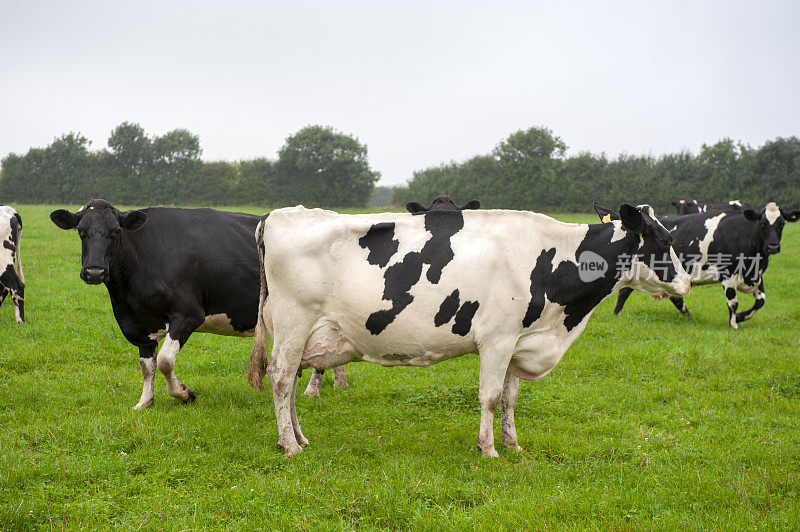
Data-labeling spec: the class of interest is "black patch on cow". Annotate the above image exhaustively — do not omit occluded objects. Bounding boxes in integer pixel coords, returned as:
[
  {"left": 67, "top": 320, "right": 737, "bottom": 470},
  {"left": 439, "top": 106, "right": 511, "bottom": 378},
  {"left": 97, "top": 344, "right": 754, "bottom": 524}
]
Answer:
[
  {"left": 366, "top": 252, "right": 423, "bottom": 335},
  {"left": 435, "top": 289, "right": 460, "bottom": 326},
  {"left": 364, "top": 210, "right": 466, "bottom": 334},
  {"left": 419, "top": 210, "right": 464, "bottom": 284},
  {"left": 452, "top": 300, "right": 479, "bottom": 336},
  {"left": 359, "top": 222, "right": 399, "bottom": 268},
  {"left": 522, "top": 248, "right": 556, "bottom": 328},
  {"left": 2, "top": 240, "right": 13, "bottom": 251},
  {"left": 725, "top": 287, "right": 736, "bottom": 299}
]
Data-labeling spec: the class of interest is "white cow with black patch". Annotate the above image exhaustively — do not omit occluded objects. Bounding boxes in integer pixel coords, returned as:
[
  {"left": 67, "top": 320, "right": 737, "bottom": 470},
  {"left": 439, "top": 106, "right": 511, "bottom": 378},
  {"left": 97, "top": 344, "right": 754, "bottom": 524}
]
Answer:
[
  {"left": 249, "top": 204, "right": 690, "bottom": 457},
  {"left": 0, "top": 206, "right": 24, "bottom": 323}
]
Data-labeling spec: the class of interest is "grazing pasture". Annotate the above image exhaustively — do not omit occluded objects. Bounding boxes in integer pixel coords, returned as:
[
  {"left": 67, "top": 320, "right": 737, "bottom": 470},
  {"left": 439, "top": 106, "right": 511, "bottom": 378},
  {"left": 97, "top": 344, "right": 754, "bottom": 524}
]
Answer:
[{"left": 1, "top": 204, "right": 799, "bottom": 529}]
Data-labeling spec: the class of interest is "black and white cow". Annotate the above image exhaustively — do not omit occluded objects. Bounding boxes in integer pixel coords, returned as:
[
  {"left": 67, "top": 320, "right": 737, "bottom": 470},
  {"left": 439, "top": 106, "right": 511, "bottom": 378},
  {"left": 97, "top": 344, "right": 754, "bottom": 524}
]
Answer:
[
  {"left": 600, "top": 202, "right": 799, "bottom": 328},
  {"left": 302, "top": 196, "right": 481, "bottom": 396},
  {"left": 248, "top": 204, "right": 690, "bottom": 457},
  {"left": 0, "top": 206, "right": 24, "bottom": 323},
  {"left": 51, "top": 199, "right": 267, "bottom": 409},
  {"left": 671, "top": 199, "right": 752, "bottom": 215}
]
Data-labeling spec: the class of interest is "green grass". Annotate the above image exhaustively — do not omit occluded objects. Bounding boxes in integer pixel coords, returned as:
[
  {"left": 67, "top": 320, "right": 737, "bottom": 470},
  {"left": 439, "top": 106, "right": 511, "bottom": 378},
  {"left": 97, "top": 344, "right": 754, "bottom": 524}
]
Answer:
[{"left": 1, "top": 204, "right": 799, "bottom": 530}]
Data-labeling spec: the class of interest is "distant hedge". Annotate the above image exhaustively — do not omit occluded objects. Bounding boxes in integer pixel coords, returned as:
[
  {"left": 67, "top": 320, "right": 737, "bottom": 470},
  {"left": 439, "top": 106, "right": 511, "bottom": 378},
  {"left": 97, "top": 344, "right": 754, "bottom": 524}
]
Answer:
[
  {"left": 0, "top": 123, "right": 378, "bottom": 207},
  {"left": 392, "top": 127, "right": 800, "bottom": 213}
]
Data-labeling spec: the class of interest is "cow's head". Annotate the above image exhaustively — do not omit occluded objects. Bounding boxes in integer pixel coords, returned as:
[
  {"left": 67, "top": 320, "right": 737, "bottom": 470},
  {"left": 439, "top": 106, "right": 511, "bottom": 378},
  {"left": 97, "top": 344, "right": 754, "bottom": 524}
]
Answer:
[
  {"left": 50, "top": 199, "right": 147, "bottom": 285},
  {"left": 406, "top": 195, "right": 481, "bottom": 214},
  {"left": 671, "top": 199, "right": 701, "bottom": 216},
  {"left": 594, "top": 203, "right": 690, "bottom": 297},
  {"left": 742, "top": 202, "right": 800, "bottom": 256}
]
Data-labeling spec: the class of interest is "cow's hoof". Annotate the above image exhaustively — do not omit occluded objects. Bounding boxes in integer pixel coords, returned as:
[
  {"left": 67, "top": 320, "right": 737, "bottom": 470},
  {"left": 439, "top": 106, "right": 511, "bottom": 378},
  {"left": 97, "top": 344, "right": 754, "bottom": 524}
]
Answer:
[
  {"left": 277, "top": 441, "right": 303, "bottom": 457},
  {"left": 297, "top": 435, "right": 310, "bottom": 448},
  {"left": 183, "top": 387, "right": 197, "bottom": 403},
  {"left": 476, "top": 444, "right": 499, "bottom": 458},
  {"left": 333, "top": 379, "right": 349, "bottom": 389},
  {"left": 503, "top": 441, "right": 523, "bottom": 453},
  {"left": 303, "top": 388, "right": 320, "bottom": 397},
  {"left": 133, "top": 398, "right": 154, "bottom": 410}
]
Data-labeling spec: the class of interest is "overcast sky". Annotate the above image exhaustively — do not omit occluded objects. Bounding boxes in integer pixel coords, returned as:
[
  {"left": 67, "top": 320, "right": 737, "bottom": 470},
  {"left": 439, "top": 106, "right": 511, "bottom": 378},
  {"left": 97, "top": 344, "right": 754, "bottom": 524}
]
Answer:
[{"left": 1, "top": 1, "right": 798, "bottom": 185}]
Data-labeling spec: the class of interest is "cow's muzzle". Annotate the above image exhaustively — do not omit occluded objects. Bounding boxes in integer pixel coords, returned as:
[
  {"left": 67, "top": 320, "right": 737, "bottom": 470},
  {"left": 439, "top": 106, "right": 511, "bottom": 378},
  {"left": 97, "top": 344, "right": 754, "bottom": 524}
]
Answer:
[
  {"left": 767, "top": 244, "right": 780, "bottom": 255},
  {"left": 81, "top": 267, "right": 107, "bottom": 285}
]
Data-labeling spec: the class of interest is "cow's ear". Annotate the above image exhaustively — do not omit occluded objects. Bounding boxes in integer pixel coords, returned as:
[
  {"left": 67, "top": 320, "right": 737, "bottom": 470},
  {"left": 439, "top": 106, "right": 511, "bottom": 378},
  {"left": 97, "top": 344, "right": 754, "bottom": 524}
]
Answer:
[
  {"left": 121, "top": 210, "right": 147, "bottom": 230},
  {"left": 50, "top": 209, "right": 78, "bottom": 230},
  {"left": 742, "top": 209, "right": 761, "bottom": 222},
  {"left": 619, "top": 204, "right": 645, "bottom": 233},
  {"left": 593, "top": 202, "right": 619, "bottom": 223},
  {"left": 405, "top": 202, "right": 426, "bottom": 214},
  {"left": 460, "top": 199, "right": 481, "bottom": 210},
  {"left": 782, "top": 209, "right": 800, "bottom": 222}
]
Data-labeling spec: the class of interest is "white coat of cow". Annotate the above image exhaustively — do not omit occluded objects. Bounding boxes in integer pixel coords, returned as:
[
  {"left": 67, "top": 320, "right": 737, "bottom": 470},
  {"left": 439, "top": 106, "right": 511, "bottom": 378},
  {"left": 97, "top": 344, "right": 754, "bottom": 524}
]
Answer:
[{"left": 248, "top": 204, "right": 690, "bottom": 457}]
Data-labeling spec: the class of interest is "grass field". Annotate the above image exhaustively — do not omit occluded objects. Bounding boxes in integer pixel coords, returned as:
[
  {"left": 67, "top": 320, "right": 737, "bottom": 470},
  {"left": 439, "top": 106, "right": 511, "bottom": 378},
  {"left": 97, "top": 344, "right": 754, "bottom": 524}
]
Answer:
[{"left": 1, "top": 204, "right": 799, "bottom": 530}]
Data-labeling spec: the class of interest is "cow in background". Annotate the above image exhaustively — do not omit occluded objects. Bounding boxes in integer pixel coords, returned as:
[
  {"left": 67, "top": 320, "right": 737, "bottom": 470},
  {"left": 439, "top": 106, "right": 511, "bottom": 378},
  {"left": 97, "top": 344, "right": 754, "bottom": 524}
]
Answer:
[
  {"left": 0, "top": 206, "right": 24, "bottom": 323},
  {"left": 671, "top": 199, "right": 752, "bottom": 215},
  {"left": 600, "top": 202, "right": 799, "bottom": 328}
]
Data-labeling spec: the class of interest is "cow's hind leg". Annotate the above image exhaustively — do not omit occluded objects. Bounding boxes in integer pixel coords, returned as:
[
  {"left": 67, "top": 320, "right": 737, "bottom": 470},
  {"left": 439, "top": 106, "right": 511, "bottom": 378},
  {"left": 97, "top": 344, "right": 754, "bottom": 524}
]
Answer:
[
  {"left": 267, "top": 321, "right": 310, "bottom": 456},
  {"left": 157, "top": 319, "right": 202, "bottom": 403},
  {"left": 476, "top": 342, "right": 515, "bottom": 458},
  {"left": 614, "top": 288, "right": 633, "bottom": 315},
  {"left": 0, "top": 268, "right": 24, "bottom": 323},
  {"left": 134, "top": 343, "right": 158, "bottom": 409},
  {"left": 304, "top": 369, "right": 324, "bottom": 397},
  {"left": 501, "top": 371, "right": 523, "bottom": 452},
  {"left": 290, "top": 374, "right": 309, "bottom": 447},
  {"left": 736, "top": 281, "right": 765, "bottom": 323},
  {"left": 333, "top": 365, "right": 349, "bottom": 388},
  {"left": 669, "top": 296, "right": 691, "bottom": 316}
]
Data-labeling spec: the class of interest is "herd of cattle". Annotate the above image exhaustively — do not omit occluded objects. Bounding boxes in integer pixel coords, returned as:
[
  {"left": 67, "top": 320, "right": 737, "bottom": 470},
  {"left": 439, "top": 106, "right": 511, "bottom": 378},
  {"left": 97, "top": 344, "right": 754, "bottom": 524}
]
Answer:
[{"left": 0, "top": 196, "right": 797, "bottom": 457}]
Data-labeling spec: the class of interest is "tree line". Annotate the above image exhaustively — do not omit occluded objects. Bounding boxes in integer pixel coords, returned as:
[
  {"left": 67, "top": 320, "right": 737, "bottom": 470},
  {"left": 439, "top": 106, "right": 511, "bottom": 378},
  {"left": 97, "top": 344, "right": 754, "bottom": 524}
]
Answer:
[
  {"left": 392, "top": 127, "right": 800, "bottom": 213},
  {"left": 0, "top": 123, "right": 379, "bottom": 207},
  {"left": 2, "top": 122, "right": 798, "bottom": 212}
]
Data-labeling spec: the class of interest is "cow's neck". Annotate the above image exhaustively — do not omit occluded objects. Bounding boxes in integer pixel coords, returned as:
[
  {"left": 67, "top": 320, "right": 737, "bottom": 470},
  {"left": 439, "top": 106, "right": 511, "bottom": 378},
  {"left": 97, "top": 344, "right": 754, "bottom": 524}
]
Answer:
[
  {"left": 103, "top": 235, "right": 139, "bottom": 304},
  {"left": 531, "top": 221, "right": 640, "bottom": 331}
]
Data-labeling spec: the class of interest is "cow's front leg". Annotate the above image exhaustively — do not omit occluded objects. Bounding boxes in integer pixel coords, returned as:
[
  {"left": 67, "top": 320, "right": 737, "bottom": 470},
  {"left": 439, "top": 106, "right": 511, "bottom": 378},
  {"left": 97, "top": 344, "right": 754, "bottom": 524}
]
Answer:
[
  {"left": 156, "top": 322, "right": 199, "bottom": 403},
  {"left": 303, "top": 369, "right": 324, "bottom": 397},
  {"left": 477, "top": 345, "right": 514, "bottom": 458},
  {"left": 1, "top": 271, "right": 24, "bottom": 323},
  {"left": 501, "top": 371, "right": 523, "bottom": 452},
  {"left": 669, "top": 296, "right": 691, "bottom": 316},
  {"left": 613, "top": 287, "right": 633, "bottom": 315},
  {"left": 333, "top": 365, "right": 349, "bottom": 388},
  {"left": 134, "top": 343, "right": 157, "bottom": 409},
  {"left": 722, "top": 281, "right": 739, "bottom": 329},
  {"left": 736, "top": 281, "right": 765, "bottom": 323}
]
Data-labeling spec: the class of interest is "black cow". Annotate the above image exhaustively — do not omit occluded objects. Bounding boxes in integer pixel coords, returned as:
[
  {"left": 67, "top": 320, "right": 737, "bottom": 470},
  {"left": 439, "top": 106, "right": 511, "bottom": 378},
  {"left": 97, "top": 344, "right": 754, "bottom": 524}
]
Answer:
[
  {"left": 671, "top": 199, "right": 752, "bottom": 215},
  {"left": 406, "top": 195, "right": 481, "bottom": 214},
  {"left": 598, "top": 202, "right": 800, "bottom": 328},
  {"left": 1, "top": 206, "right": 24, "bottom": 323},
  {"left": 51, "top": 200, "right": 265, "bottom": 408}
]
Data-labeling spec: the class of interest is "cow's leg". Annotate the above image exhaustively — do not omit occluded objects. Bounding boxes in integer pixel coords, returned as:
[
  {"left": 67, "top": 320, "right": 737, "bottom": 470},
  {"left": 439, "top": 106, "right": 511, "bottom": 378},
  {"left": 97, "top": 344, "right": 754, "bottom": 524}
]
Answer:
[
  {"left": 303, "top": 369, "right": 324, "bottom": 397},
  {"left": 0, "top": 269, "right": 24, "bottom": 324},
  {"left": 614, "top": 288, "right": 633, "bottom": 315},
  {"left": 736, "top": 281, "right": 765, "bottom": 323},
  {"left": 157, "top": 320, "right": 201, "bottom": 403},
  {"left": 267, "top": 330, "right": 308, "bottom": 457},
  {"left": 134, "top": 343, "right": 158, "bottom": 410},
  {"left": 669, "top": 296, "right": 691, "bottom": 316},
  {"left": 0, "top": 287, "right": 6, "bottom": 307},
  {"left": 722, "top": 281, "right": 739, "bottom": 329},
  {"left": 477, "top": 344, "right": 514, "bottom": 458},
  {"left": 333, "top": 365, "right": 349, "bottom": 388},
  {"left": 289, "top": 374, "right": 309, "bottom": 447},
  {"left": 501, "top": 370, "right": 522, "bottom": 452}
]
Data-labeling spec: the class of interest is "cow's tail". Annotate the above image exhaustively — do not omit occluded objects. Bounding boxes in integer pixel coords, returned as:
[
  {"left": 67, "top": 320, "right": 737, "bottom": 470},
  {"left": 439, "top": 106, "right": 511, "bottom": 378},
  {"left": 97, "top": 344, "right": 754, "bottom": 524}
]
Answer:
[
  {"left": 247, "top": 213, "right": 270, "bottom": 390},
  {"left": 12, "top": 212, "right": 23, "bottom": 284}
]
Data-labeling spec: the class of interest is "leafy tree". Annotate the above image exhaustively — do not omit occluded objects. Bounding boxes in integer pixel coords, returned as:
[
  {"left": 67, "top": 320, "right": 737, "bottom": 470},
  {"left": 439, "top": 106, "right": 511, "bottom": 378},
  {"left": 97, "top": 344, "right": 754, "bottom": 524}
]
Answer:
[{"left": 275, "top": 125, "right": 379, "bottom": 207}]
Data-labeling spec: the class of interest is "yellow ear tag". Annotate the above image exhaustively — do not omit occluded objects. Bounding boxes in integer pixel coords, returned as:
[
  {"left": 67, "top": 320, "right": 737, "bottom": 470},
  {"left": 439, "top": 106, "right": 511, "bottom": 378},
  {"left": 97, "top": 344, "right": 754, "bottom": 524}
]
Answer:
[{"left": 602, "top": 214, "right": 612, "bottom": 223}]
